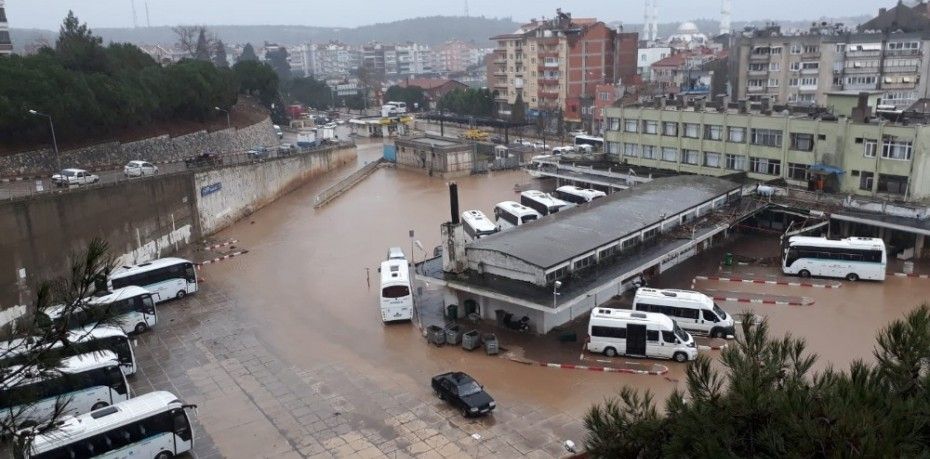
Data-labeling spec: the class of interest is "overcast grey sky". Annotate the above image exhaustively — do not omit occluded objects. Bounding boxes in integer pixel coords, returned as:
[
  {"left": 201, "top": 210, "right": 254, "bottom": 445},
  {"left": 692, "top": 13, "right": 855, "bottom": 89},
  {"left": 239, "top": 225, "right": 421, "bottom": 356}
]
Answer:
[{"left": 8, "top": 0, "right": 883, "bottom": 30}]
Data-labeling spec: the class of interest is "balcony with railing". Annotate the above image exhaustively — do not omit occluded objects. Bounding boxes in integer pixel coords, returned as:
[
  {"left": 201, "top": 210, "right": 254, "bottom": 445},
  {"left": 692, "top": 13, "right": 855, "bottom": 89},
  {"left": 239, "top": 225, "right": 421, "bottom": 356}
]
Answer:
[
  {"left": 749, "top": 53, "right": 771, "bottom": 61},
  {"left": 845, "top": 50, "right": 881, "bottom": 58},
  {"left": 844, "top": 82, "right": 878, "bottom": 91},
  {"left": 882, "top": 80, "right": 918, "bottom": 90},
  {"left": 885, "top": 48, "right": 922, "bottom": 57},
  {"left": 802, "top": 51, "right": 821, "bottom": 59},
  {"left": 748, "top": 69, "right": 768, "bottom": 76},
  {"left": 884, "top": 65, "right": 920, "bottom": 74},
  {"left": 747, "top": 85, "right": 765, "bottom": 92},
  {"left": 842, "top": 66, "right": 880, "bottom": 74}
]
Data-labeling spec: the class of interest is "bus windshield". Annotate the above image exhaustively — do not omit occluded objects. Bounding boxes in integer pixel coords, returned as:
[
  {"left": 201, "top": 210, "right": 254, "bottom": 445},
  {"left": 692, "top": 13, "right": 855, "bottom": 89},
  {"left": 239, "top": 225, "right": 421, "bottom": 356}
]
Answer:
[
  {"left": 712, "top": 303, "right": 727, "bottom": 319},
  {"left": 382, "top": 286, "right": 410, "bottom": 298},
  {"left": 673, "top": 323, "right": 689, "bottom": 342},
  {"left": 522, "top": 215, "right": 538, "bottom": 223}
]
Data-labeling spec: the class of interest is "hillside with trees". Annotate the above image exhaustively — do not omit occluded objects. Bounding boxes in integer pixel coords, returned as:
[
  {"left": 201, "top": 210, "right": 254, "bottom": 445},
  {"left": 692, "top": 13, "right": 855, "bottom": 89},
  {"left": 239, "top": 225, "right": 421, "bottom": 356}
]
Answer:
[{"left": 0, "top": 12, "right": 282, "bottom": 150}]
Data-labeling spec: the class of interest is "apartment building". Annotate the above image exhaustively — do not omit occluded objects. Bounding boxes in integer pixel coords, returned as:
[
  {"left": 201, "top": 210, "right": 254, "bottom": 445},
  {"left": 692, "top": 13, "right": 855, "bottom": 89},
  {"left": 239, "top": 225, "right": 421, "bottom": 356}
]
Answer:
[
  {"left": 603, "top": 94, "right": 930, "bottom": 201},
  {"left": 731, "top": 3, "right": 930, "bottom": 109},
  {"left": 314, "top": 42, "right": 361, "bottom": 79},
  {"left": 489, "top": 9, "right": 637, "bottom": 129},
  {"left": 637, "top": 47, "right": 673, "bottom": 81},
  {"left": 288, "top": 44, "right": 315, "bottom": 77},
  {"left": 0, "top": 0, "right": 12, "bottom": 56},
  {"left": 395, "top": 42, "right": 434, "bottom": 76},
  {"left": 435, "top": 40, "right": 483, "bottom": 73}
]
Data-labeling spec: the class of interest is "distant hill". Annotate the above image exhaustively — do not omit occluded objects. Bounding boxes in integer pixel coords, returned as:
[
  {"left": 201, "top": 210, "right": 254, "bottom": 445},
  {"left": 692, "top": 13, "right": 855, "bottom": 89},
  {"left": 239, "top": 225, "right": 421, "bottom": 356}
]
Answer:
[{"left": 10, "top": 16, "right": 521, "bottom": 52}]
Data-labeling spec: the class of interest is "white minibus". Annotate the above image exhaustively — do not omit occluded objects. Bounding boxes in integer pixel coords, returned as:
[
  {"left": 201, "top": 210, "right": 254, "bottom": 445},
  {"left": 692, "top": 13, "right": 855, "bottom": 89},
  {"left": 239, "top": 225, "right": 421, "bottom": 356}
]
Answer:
[
  {"left": 782, "top": 236, "right": 887, "bottom": 281},
  {"left": 493, "top": 201, "right": 541, "bottom": 231},
  {"left": 0, "top": 351, "right": 130, "bottom": 427},
  {"left": 632, "top": 288, "right": 735, "bottom": 339},
  {"left": 0, "top": 327, "right": 137, "bottom": 377},
  {"left": 462, "top": 210, "right": 499, "bottom": 241},
  {"left": 554, "top": 185, "right": 606, "bottom": 205},
  {"left": 109, "top": 257, "right": 199, "bottom": 303},
  {"left": 586, "top": 308, "right": 697, "bottom": 362},
  {"left": 38, "top": 287, "right": 157, "bottom": 336},
  {"left": 380, "top": 259, "right": 413, "bottom": 322},
  {"left": 519, "top": 190, "right": 568, "bottom": 216},
  {"left": 14, "top": 391, "right": 196, "bottom": 459}
]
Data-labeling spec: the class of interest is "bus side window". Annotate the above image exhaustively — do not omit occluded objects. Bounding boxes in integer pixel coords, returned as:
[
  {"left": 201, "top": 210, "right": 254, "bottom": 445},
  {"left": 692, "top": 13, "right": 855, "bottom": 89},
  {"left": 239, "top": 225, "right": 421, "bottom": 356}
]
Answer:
[
  {"left": 173, "top": 409, "right": 192, "bottom": 440},
  {"left": 661, "top": 331, "right": 676, "bottom": 343},
  {"left": 702, "top": 310, "right": 719, "bottom": 322},
  {"left": 184, "top": 264, "right": 197, "bottom": 282},
  {"left": 646, "top": 330, "right": 659, "bottom": 342}
]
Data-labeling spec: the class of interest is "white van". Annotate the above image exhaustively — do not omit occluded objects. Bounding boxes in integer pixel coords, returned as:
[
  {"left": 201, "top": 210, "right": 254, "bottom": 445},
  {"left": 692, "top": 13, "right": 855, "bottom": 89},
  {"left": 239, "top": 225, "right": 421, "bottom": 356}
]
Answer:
[
  {"left": 493, "top": 201, "right": 542, "bottom": 230},
  {"left": 632, "top": 288, "right": 735, "bottom": 339},
  {"left": 586, "top": 308, "right": 697, "bottom": 362}
]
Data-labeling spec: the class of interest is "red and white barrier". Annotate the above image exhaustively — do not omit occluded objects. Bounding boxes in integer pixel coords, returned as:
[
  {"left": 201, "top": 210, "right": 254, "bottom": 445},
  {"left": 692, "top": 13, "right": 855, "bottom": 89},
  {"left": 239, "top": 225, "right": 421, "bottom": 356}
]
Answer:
[
  {"left": 712, "top": 295, "right": 812, "bottom": 306},
  {"left": 893, "top": 272, "right": 930, "bottom": 279},
  {"left": 539, "top": 362, "right": 669, "bottom": 376},
  {"left": 196, "top": 250, "right": 250, "bottom": 268},
  {"left": 698, "top": 343, "right": 728, "bottom": 351},
  {"left": 203, "top": 240, "right": 238, "bottom": 251},
  {"left": 693, "top": 275, "right": 840, "bottom": 289},
  {"left": 0, "top": 175, "right": 46, "bottom": 183}
]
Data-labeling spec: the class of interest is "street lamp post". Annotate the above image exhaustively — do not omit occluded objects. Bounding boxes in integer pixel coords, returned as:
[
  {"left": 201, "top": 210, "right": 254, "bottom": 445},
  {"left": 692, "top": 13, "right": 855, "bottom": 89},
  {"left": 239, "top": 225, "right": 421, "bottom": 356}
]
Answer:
[
  {"left": 28, "top": 110, "right": 61, "bottom": 176},
  {"left": 214, "top": 106, "right": 230, "bottom": 130},
  {"left": 552, "top": 280, "right": 562, "bottom": 310}
]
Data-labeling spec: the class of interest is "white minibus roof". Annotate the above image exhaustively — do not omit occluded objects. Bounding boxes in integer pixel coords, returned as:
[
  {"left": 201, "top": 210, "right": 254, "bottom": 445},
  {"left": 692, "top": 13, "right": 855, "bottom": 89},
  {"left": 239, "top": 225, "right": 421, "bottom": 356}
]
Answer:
[
  {"left": 495, "top": 201, "right": 541, "bottom": 217},
  {"left": 520, "top": 190, "right": 568, "bottom": 207},
  {"left": 110, "top": 257, "right": 193, "bottom": 279},
  {"left": 380, "top": 260, "right": 410, "bottom": 285},
  {"left": 787, "top": 236, "right": 885, "bottom": 250},
  {"left": 634, "top": 288, "right": 714, "bottom": 307},
  {"left": 462, "top": 210, "right": 496, "bottom": 231},
  {"left": 87, "top": 286, "right": 153, "bottom": 305},
  {"left": 589, "top": 308, "right": 675, "bottom": 329}
]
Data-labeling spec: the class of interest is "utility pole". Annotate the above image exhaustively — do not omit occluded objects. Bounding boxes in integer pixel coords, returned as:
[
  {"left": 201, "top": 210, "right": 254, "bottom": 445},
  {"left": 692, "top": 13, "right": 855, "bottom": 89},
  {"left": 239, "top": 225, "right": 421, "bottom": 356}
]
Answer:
[
  {"left": 215, "top": 107, "right": 231, "bottom": 130},
  {"left": 28, "top": 110, "right": 61, "bottom": 177}
]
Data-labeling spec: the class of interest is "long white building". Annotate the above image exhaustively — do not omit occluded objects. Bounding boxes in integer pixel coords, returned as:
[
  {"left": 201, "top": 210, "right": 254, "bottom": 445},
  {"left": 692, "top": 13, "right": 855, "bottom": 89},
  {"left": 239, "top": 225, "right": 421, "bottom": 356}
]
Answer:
[{"left": 0, "top": 0, "right": 11, "bottom": 56}]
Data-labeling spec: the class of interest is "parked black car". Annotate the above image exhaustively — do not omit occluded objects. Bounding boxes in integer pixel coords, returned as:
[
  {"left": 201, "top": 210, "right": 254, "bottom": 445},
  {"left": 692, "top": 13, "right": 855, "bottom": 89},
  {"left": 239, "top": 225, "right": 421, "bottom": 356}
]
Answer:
[
  {"left": 184, "top": 152, "right": 222, "bottom": 168},
  {"left": 431, "top": 372, "right": 495, "bottom": 417}
]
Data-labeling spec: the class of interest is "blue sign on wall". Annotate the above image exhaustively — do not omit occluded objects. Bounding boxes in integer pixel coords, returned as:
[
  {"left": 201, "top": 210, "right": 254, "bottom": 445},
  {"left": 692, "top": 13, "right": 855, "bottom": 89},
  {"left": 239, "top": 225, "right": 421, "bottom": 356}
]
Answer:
[
  {"left": 383, "top": 145, "right": 397, "bottom": 162},
  {"left": 201, "top": 182, "right": 222, "bottom": 197}
]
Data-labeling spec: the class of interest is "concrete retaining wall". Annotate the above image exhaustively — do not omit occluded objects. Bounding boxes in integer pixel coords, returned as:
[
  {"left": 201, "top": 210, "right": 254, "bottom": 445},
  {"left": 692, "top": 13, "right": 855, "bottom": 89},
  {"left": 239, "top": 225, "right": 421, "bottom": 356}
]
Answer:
[
  {"left": 195, "top": 144, "right": 357, "bottom": 235},
  {"left": 1, "top": 118, "right": 278, "bottom": 176}
]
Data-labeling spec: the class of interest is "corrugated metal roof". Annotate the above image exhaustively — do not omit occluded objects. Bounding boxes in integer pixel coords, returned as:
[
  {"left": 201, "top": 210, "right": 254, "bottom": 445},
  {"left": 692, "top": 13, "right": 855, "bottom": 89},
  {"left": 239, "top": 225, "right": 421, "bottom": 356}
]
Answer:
[{"left": 467, "top": 176, "right": 740, "bottom": 270}]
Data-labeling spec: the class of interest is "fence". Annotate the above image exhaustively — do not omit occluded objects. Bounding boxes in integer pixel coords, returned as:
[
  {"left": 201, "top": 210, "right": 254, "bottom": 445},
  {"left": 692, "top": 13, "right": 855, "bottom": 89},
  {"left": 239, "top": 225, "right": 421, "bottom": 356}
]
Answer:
[{"left": 314, "top": 158, "right": 386, "bottom": 208}]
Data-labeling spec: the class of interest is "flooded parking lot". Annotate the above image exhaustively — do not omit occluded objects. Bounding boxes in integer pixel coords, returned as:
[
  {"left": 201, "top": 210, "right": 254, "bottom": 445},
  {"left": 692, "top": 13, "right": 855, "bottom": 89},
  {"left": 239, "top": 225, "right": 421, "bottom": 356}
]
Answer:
[{"left": 130, "top": 142, "right": 930, "bottom": 457}]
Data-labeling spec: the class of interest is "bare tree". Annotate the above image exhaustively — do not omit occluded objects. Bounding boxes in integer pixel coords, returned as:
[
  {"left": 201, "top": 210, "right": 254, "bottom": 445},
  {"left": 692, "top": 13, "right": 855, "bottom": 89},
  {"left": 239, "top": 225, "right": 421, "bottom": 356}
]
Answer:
[{"left": 172, "top": 25, "right": 207, "bottom": 57}]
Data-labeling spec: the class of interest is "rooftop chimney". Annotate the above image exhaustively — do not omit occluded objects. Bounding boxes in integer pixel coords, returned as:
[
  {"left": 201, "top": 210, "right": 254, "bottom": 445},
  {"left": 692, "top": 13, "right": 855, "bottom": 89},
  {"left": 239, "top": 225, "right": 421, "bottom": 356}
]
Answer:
[
  {"left": 761, "top": 97, "right": 772, "bottom": 115},
  {"left": 738, "top": 99, "right": 749, "bottom": 114},
  {"left": 449, "top": 182, "right": 460, "bottom": 224},
  {"left": 442, "top": 182, "right": 466, "bottom": 274},
  {"left": 851, "top": 91, "right": 872, "bottom": 123}
]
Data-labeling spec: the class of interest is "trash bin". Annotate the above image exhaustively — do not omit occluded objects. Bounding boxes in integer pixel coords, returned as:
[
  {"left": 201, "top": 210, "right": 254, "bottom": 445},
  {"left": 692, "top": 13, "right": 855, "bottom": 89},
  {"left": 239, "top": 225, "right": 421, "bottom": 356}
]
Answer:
[
  {"left": 461, "top": 330, "right": 481, "bottom": 351},
  {"left": 445, "top": 325, "right": 462, "bottom": 345},
  {"left": 464, "top": 299, "right": 478, "bottom": 316},
  {"left": 494, "top": 309, "right": 507, "bottom": 327},
  {"left": 427, "top": 325, "right": 446, "bottom": 346},
  {"left": 904, "top": 261, "right": 915, "bottom": 275},
  {"left": 724, "top": 252, "right": 734, "bottom": 266},
  {"left": 483, "top": 333, "right": 499, "bottom": 355},
  {"left": 446, "top": 304, "right": 458, "bottom": 321}
]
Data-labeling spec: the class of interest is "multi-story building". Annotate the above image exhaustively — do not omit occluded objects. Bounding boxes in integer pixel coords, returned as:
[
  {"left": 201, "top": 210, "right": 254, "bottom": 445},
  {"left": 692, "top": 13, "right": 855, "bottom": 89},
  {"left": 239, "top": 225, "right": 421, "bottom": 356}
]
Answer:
[
  {"left": 731, "top": 3, "right": 930, "bottom": 109},
  {"left": 637, "top": 47, "right": 673, "bottom": 81},
  {"left": 603, "top": 93, "right": 930, "bottom": 201},
  {"left": 287, "top": 44, "right": 316, "bottom": 78},
  {"left": 362, "top": 43, "right": 395, "bottom": 80},
  {"left": 649, "top": 48, "right": 728, "bottom": 98},
  {"left": 489, "top": 9, "right": 637, "bottom": 129},
  {"left": 313, "top": 42, "right": 361, "bottom": 79},
  {"left": 395, "top": 42, "right": 434, "bottom": 76},
  {"left": 435, "top": 40, "right": 476, "bottom": 73},
  {"left": 0, "top": 0, "right": 11, "bottom": 56}
]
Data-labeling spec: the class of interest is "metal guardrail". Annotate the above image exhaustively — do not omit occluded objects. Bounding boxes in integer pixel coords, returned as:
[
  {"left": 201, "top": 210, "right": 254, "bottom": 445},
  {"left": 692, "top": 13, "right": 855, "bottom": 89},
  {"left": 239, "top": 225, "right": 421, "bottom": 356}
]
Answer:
[
  {"left": 0, "top": 142, "right": 355, "bottom": 201},
  {"left": 314, "top": 158, "right": 385, "bottom": 208}
]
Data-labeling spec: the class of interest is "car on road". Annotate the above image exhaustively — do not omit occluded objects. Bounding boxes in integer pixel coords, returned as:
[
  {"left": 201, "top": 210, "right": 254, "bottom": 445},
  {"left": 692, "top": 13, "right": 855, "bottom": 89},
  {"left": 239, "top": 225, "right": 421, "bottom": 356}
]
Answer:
[
  {"left": 273, "top": 124, "right": 284, "bottom": 139},
  {"left": 184, "top": 152, "right": 222, "bottom": 168},
  {"left": 52, "top": 168, "right": 99, "bottom": 187},
  {"left": 123, "top": 160, "right": 159, "bottom": 178},
  {"left": 247, "top": 146, "right": 270, "bottom": 159},
  {"left": 431, "top": 372, "right": 496, "bottom": 417}
]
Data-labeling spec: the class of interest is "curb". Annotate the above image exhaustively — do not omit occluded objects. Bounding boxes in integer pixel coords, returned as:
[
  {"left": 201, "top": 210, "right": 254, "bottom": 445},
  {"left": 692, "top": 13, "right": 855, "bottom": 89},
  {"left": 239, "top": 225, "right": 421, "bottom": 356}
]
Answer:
[
  {"left": 694, "top": 275, "right": 840, "bottom": 289},
  {"left": 539, "top": 362, "right": 669, "bottom": 376},
  {"left": 712, "top": 295, "right": 813, "bottom": 306},
  {"left": 893, "top": 272, "right": 930, "bottom": 279},
  {"left": 196, "top": 250, "right": 250, "bottom": 268},
  {"left": 698, "top": 343, "right": 728, "bottom": 351},
  {"left": 204, "top": 240, "right": 238, "bottom": 251},
  {"left": 0, "top": 175, "right": 46, "bottom": 183}
]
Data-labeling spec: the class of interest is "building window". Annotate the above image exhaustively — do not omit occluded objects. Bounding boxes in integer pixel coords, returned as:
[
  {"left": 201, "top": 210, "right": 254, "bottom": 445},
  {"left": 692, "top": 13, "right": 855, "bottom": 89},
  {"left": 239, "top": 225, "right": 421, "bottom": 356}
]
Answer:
[
  {"left": 801, "top": 62, "right": 819, "bottom": 70},
  {"left": 573, "top": 254, "right": 596, "bottom": 271},
  {"left": 704, "top": 125, "right": 723, "bottom": 141},
  {"left": 683, "top": 123, "right": 700, "bottom": 138},
  {"left": 877, "top": 174, "right": 909, "bottom": 194},
  {"left": 859, "top": 171, "right": 874, "bottom": 191},
  {"left": 863, "top": 139, "right": 877, "bottom": 157},
  {"left": 790, "top": 133, "right": 815, "bottom": 152},
  {"left": 800, "top": 77, "right": 818, "bottom": 87},
  {"left": 728, "top": 127, "right": 746, "bottom": 143},
  {"left": 750, "top": 157, "right": 782, "bottom": 176},
  {"left": 790, "top": 44, "right": 801, "bottom": 54},
  {"left": 642, "top": 145, "right": 657, "bottom": 159},
  {"left": 769, "top": 62, "right": 780, "bottom": 71},
  {"left": 704, "top": 152, "right": 721, "bottom": 168},
  {"left": 788, "top": 163, "right": 810, "bottom": 181},
  {"left": 683, "top": 149, "right": 699, "bottom": 165},
  {"left": 790, "top": 62, "right": 801, "bottom": 71},
  {"left": 643, "top": 120, "right": 658, "bottom": 134},
  {"left": 751, "top": 128, "right": 783, "bottom": 147},
  {"left": 789, "top": 78, "right": 799, "bottom": 86},
  {"left": 623, "top": 143, "right": 639, "bottom": 157},
  {"left": 661, "top": 147, "right": 678, "bottom": 162},
  {"left": 881, "top": 137, "right": 913, "bottom": 160},
  {"left": 771, "top": 46, "right": 782, "bottom": 55},
  {"left": 607, "top": 142, "right": 622, "bottom": 156},
  {"left": 662, "top": 121, "right": 678, "bottom": 136},
  {"left": 607, "top": 117, "right": 621, "bottom": 131},
  {"left": 546, "top": 266, "right": 569, "bottom": 283},
  {"left": 624, "top": 119, "right": 638, "bottom": 133},
  {"left": 768, "top": 78, "right": 780, "bottom": 87},
  {"left": 726, "top": 154, "right": 747, "bottom": 171}
]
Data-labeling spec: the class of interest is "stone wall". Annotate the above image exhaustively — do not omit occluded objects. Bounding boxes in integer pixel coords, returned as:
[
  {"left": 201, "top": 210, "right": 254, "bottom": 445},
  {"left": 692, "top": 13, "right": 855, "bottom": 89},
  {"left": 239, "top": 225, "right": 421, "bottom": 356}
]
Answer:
[
  {"left": 0, "top": 118, "right": 278, "bottom": 176},
  {"left": 195, "top": 144, "right": 357, "bottom": 235}
]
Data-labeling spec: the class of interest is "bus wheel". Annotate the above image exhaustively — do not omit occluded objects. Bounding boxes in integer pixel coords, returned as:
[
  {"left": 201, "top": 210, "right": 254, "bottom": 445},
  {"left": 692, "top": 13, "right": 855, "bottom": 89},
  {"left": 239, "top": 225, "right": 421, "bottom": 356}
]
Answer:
[
  {"left": 846, "top": 273, "right": 859, "bottom": 282},
  {"left": 134, "top": 323, "right": 148, "bottom": 334},
  {"left": 176, "top": 290, "right": 187, "bottom": 300},
  {"left": 604, "top": 347, "right": 617, "bottom": 357},
  {"left": 154, "top": 452, "right": 173, "bottom": 459},
  {"left": 673, "top": 352, "right": 689, "bottom": 363},
  {"left": 92, "top": 402, "right": 109, "bottom": 410},
  {"left": 798, "top": 270, "right": 811, "bottom": 278}
]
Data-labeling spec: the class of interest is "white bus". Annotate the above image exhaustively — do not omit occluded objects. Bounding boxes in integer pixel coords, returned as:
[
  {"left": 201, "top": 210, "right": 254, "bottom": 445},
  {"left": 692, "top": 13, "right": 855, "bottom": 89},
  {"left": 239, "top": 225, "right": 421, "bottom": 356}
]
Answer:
[
  {"left": 633, "top": 288, "right": 735, "bottom": 339},
  {"left": 38, "top": 287, "right": 157, "bottom": 336},
  {"left": 782, "top": 236, "right": 887, "bottom": 281},
  {"left": 493, "top": 201, "right": 541, "bottom": 231},
  {"left": 554, "top": 185, "right": 606, "bottom": 205},
  {"left": 109, "top": 257, "right": 199, "bottom": 303},
  {"left": 462, "top": 210, "right": 499, "bottom": 241},
  {"left": 519, "top": 190, "right": 569, "bottom": 216},
  {"left": 0, "top": 327, "right": 137, "bottom": 377},
  {"left": 14, "top": 391, "right": 196, "bottom": 459},
  {"left": 586, "top": 308, "right": 697, "bottom": 362},
  {"left": 0, "top": 351, "right": 130, "bottom": 428},
  {"left": 574, "top": 135, "right": 604, "bottom": 152},
  {"left": 380, "top": 259, "right": 413, "bottom": 322}
]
